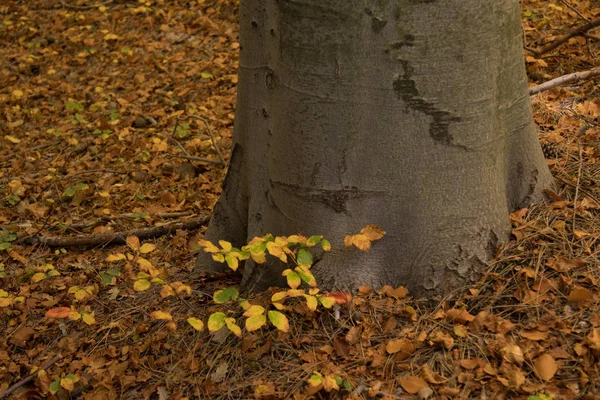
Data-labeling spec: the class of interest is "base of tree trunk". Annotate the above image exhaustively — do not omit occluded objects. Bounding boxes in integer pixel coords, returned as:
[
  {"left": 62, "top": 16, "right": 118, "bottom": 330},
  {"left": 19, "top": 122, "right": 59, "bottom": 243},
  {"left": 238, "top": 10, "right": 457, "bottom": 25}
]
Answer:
[{"left": 195, "top": 0, "right": 555, "bottom": 298}]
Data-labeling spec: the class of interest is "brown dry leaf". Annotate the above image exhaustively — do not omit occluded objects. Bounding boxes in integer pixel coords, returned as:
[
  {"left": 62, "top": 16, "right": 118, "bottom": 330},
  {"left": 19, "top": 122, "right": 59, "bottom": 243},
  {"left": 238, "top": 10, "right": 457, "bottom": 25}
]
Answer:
[
  {"left": 333, "top": 336, "right": 350, "bottom": 358},
  {"left": 387, "top": 286, "right": 409, "bottom": 299},
  {"left": 453, "top": 325, "right": 468, "bottom": 337},
  {"left": 585, "top": 328, "right": 600, "bottom": 351},
  {"left": 398, "top": 376, "right": 429, "bottom": 395},
  {"left": 519, "top": 329, "right": 550, "bottom": 341},
  {"left": 445, "top": 308, "right": 475, "bottom": 324},
  {"left": 568, "top": 286, "right": 594, "bottom": 303},
  {"left": 386, "top": 338, "right": 416, "bottom": 361},
  {"left": 421, "top": 364, "right": 448, "bottom": 384},
  {"left": 126, "top": 236, "right": 140, "bottom": 252},
  {"left": 428, "top": 331, "right": 454, "bottom": 349},
  {"left": 460, "top": 359, "right": 481, "bottom": 370},
  {"left": 360, "top": 224, "right": 386, "bottom": 241},
  {"left": 345, "top": 325, "right": 362, "bottom": 344},
  {"left": 533, "top": 354, "right": 558, "bottom": 381},
  {"left": 501, "top": 343, "right": 524, "bottom": 365},
  {"left": 9, "top": 327, "right": 35, "bottom": 347}
]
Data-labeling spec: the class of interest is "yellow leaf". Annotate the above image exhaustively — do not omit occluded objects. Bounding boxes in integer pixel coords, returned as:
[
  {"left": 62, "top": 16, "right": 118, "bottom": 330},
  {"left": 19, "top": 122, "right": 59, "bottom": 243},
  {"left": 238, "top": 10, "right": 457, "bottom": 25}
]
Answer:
[
  {"left": 219, "top": 240, "right": 232, "bottom": 252},
  {"left": 534, "top": 353, "right": 557, "bottom": 381},
  {"left": 226, "top": 318, "right": 242, "bottom": 337},
  {"left": 81, "top": 312, "right": 96, "bottom": 325},
  {"left": 68, "top": 311, "right": 81, "bottom": 321},
  {"left": 5, "top": 135, "right": 21, "bottom": 144},
  {"left": 60, "top": 377, "right": 75, "bottom": 391},
  {"left": 106, "top": 253, "right": 126, "bottom": 262},
  {"left": 136, "top": 257, "right": 153, "bottom": 270},
  {"left": 74, "top": 289, "right": 88, "bottom": 301},
  {"left": 304, "top": 295, "right": 318, "bottom": 311},
  {"left": 139, "top": 243, "right": 156, "bottom": 254},
  {"left": 104, "top": 33, "right": 119, "bottom": 40},
  {"left": 398, "top": 376, "right": 429, "bottom": 395},
  {"left": 0, "top": 298, "right": 13, "bottom": 307},
  {"left": 12, "top": 90, "right": 24, "bottom": 98},
  {"left": 243, "top": 305, "right": 265, "bottom": 317},
  {"left": 323, "top": 375, "right": 339, "bottom": 391},
  {"left": 133, "top": 279, "right": 151, "bottom": 291},
  {"left": 343, "top": 235, "right": 353, "bottom": 248},
  {"left": 31, "top": 272, "right": 47, "bottom": 283},
  {"left": 187, "top": 317, "right": 205, "bottom": 331},
  {"left": 151, "top": 310, "right": 173, "bottom": 321},
  {"left": 245, "top": 314, "right": 267, "bottom": 332},
  {"left": 199, "top": 240, "right": 220, "bottom": 253}
]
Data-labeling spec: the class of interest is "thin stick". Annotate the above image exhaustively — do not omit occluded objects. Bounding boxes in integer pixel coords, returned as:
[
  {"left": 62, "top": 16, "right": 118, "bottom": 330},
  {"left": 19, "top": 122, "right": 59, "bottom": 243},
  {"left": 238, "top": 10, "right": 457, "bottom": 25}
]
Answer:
[
  {"left": 0, "top": 354, "right": 62, "bottom": 399},
  {"left": 572, "top": 144, "right": 584, "bottom": 232},
  {"left": 171, "top": 154, "right": 224, "bottom": 166},
  {"left": 528, "top": 18, "right": 600, "bottom": 57},
  {"left": 58, "top": 0, "right": 113, "bottom": 9},
  {"left": 529, "top": 68, "right": 600, "bottom": 95},
  {"left": 186, "top": 115, "right": 226, "bottom": 165},
  {"left": 560, "top": 0, "right": 589, "bottom": 21}
]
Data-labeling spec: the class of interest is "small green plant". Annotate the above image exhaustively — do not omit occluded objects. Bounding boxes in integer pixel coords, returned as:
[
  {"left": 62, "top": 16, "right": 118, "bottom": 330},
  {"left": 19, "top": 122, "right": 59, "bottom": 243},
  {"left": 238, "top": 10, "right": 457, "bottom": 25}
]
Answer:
[
  {"left": 63, "top": 183, "right": 88, "bottom": 197},
  {"left": 175, "top": 123, "right": 190, "bottom": 138},
  {"left": 0, "top": 230, "right": 17, "bottom": 251},
  {"left": 49, "top": 373, "right": 79, "bottom": 394},
  {"left": 191, "top": 225, "right": 385, "bottom": 336}
]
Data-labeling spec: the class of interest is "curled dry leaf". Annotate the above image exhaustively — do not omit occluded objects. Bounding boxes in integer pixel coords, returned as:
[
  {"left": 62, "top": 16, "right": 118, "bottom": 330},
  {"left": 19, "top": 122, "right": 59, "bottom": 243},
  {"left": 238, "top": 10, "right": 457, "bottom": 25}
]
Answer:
[{"left": 501, "top": 343, "right": 524, "bottom": 365}]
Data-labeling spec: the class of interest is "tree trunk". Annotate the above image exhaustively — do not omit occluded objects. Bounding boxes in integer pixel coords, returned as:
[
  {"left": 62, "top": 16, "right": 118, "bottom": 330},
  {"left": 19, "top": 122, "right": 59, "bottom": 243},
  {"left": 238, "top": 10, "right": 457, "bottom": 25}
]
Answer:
[{"left": 196, "top": 0, "right": 554, "bottom": 298}]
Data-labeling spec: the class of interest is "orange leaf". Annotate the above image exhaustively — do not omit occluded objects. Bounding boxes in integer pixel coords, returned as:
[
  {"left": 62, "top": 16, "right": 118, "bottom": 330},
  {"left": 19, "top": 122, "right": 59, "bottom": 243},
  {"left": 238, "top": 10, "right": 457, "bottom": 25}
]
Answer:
[{"left": 45, "top": 307, "right": 71, "bottom": 319}]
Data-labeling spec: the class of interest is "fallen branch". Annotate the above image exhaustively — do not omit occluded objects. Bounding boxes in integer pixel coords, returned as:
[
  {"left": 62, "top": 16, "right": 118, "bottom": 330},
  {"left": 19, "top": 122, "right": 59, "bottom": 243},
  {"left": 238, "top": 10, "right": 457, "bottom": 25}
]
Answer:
[
  {"left": 0, "top": 354, "right": 62, "bottom": 399},
  {"left": 528, "top": 17, "right": 600, "bottom": 57},
  {"left": 529, "top": 68, "right": 600, "bottom": 95},
  {"left": 58, "top": 0, "right": 113, "bottom": 9},
  {"left": 66, "top": 212, "right": 194, "bottom": 231},
  {"left": 17, "top": 215, "right": 209, "bottom": 248}
]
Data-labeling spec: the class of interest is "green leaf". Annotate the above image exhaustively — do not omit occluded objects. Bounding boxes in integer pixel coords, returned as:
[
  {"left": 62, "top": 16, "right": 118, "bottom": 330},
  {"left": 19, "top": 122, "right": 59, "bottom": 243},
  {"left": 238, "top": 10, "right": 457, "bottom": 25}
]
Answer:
[
  {"left": 267, "top": 310, "right": 289, "bottom": 332},
  {"left": 318, "top": 295, "right": 336, "bottom": 309},
  {"left": 284, "top": 271, "right": 301, "bottom": 289},
  {"left": 308, "top": 373, "right": 323, "bottom": 387},
  {"left": 321, "top": 239, "right": 331, "bottom": 252},
  {"left": 63, "top": 187, "right": 76, "bottom": 197},
  {"left": 208, "top": 312, "right": 226, "bottom": 332},
  {"left": 213, "top": 287, "right": 239, "bottom": 304},
  {"left": 295, "top": 265, "right": 316, "bottom": 286},
  {"left": 343, "top": 380, "right": 353, "bottom": 391},
  {"left": 307, "top": 235, "right": 322, "bottom": 247},
  {"left": 297, "top": 249, "right": 313, "bottom": 267},
  {"left": 49, "top": 379, "right": 61, "bottom": 394},
  {"left": 106, "top": 269, "right": 120, "bottom": 276},
  {"left": 212, "top": 253, "right": 225, "bottom": 263}
]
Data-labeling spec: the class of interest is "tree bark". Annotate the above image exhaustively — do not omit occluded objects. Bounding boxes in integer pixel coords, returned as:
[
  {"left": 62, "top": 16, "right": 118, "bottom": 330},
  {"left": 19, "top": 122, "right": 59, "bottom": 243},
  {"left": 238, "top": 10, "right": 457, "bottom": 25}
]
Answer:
[{"left": 196, "top": 0, "right": 554, "bottom": 298}]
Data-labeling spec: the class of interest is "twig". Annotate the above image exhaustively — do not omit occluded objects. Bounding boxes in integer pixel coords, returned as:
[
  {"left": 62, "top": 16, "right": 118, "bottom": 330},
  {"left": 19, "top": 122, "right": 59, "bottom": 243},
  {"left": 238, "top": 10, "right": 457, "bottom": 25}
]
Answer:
[
  {"left": 0, "top": 354, "right": 63, "bottom": 399},
  {"left": 185, "top": 115, "right": 226, "bottom": 165},
  {"left": 528, "top": 68, "right": 600, "bottom": 95},
  {"left": 16, "top": 215, "right": 209, "bottom": 248},
  {"left": 58, "top": 0, "right": 113, "bottom": 10},
  {"left": 159, "top": 132, "right": 192, "bottom": 157},
  {"left": 560, "top": 0, "right": 589, "bottom": 21},
  {"left": 572, "top": 144, "right": 584, "bottom": 232},
  {"left": 65, "top": 212, "right": 194, "bottom": 231},
  {"left": 171, "top": 154, "right": 224, "bottom": 165},
  {"left": 528, "top": 18, "right": 600, "bottom": 57}
]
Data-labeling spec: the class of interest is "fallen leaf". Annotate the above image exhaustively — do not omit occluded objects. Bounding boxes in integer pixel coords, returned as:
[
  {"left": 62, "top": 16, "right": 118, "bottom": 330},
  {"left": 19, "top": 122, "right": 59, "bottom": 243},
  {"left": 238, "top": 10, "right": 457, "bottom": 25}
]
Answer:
[
  {"left": 534, "top": 353, "right": 558, "bottom": 381},
  {"left": 398, "top": 376, "right": 429, "bottom": 395}
]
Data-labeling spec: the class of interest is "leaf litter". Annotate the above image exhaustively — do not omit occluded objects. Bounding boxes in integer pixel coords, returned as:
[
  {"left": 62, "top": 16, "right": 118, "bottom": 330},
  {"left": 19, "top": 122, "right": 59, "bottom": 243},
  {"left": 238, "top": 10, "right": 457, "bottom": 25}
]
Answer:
[{"left": 3, "top": 0, "right": 600, "bottom": 399}]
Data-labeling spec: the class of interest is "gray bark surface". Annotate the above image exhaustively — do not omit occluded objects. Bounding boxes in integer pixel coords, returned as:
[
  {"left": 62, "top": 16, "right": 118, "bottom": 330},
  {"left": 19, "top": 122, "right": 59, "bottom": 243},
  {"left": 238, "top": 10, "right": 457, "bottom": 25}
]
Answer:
[{"left": 196, "top": 0, "right": 554, "bottom": 298}]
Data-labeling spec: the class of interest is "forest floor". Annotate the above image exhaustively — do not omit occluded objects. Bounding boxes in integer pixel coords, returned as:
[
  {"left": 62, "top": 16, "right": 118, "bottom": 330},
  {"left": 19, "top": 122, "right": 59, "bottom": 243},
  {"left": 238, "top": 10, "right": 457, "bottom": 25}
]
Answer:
[{"left": 2, "top": 0, "right": 600, "bottom": 399}]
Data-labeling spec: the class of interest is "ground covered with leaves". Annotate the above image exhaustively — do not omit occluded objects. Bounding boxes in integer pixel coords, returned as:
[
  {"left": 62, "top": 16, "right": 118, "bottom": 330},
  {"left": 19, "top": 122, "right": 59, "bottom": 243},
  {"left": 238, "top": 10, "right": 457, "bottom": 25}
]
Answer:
[{"left": 2, "top": 0, "right": 600, "bottom": 399}]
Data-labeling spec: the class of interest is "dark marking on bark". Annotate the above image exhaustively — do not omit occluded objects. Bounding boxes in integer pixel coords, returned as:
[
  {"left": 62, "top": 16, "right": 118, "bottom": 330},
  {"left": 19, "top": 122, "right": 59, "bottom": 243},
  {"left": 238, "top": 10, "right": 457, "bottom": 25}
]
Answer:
[
  {"left": 410, "top": 0, "right": 437, "bottom": 3},
  {"left": 270, "top": 181, "right": 384, "bottom": 213},
  {"left": 371, "top": 17, "right": 387, "bottom": 33},
  {"left": 265, "top": 70, "right": 277, "bottom": 89},
  {"left": 261, "top": 108, "right": 269, "bottom": 118},
  {"left": 251, "top": 20, "right": 258, "bottom": 28},
  {"left": 310, "top": 162, "right": 321, "bottom": 186},
  {"left": 391, "top": 34, "right": 415, "bottom": 49},
  {"left": 270, "top": 28, "right": 275, "bottom": 36},
  {"left": 364, "top": 7, "right": 373, "bottom": 16},
  {"left": 337, "top": 150, "right": 347, "bottom": 184},
  {"left": 393, "top": 60, "right": 464, "bottom": 149}
]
